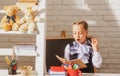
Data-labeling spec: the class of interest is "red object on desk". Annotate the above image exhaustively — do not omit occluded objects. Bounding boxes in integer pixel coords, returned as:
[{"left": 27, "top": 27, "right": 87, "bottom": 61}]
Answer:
[
  {"left": 67, "top": 69, "right": 82, "bottom": 76},
  {"left": 50, "top": 66, "right": 65, "bottom": 72}
]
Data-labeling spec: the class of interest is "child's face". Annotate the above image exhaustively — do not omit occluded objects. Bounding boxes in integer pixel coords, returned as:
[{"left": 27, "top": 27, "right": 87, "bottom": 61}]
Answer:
[{"left": 72, "top": 24, "right": 88, "bottom": 44}]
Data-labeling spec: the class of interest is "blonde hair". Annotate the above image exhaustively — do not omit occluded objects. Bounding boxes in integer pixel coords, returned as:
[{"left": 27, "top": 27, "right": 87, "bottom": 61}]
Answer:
[{"left": 73, "top": 20, "right": 88, "bottom": 30}]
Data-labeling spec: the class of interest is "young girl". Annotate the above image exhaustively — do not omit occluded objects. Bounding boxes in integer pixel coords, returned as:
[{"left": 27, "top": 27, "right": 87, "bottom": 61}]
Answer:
[{"left": 63, "top": 20, "right": 102, "bottom": 73}]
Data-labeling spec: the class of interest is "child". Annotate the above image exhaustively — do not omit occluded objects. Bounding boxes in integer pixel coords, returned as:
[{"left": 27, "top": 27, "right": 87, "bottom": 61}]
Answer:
[{"left": 63, "top": 20, "right": 102, "bottom": 73}]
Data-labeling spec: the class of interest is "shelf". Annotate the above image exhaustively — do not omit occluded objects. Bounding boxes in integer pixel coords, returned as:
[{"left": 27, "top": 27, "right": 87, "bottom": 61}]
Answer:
[
  {"left": 46, "top": 36, "right": 73, "bottom": 40},
  {"left": 0, "top": 29, "right": 37, "bottom": 35},
  {"left": 0, "top": 48, "right": 13, "bottom": 56},
  {"left": 0, "top": 70, "right": 38, "bottom": 76},
  {"left": 0, "top": 48, "right": 37, "bottom": 56},
  {"left": 16, "top": 2, "right": 38, "bottom": 8},
  {"left": 0, "top": 0, "right": 46, "bottom": 75}
]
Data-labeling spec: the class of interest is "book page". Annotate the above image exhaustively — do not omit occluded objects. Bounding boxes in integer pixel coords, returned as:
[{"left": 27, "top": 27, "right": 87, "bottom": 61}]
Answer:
[
  {"left": 70, "top": 59, "right": 87, "bottom": 69},
  {"left": 55, "top": 55, "right": 87, "bottom": 69}
]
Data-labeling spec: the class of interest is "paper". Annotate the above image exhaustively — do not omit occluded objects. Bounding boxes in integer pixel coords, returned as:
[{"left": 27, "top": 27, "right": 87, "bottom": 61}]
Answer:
[
  {"left": 55, "top": 55, "right": 87, "bottom": 69},
  {"left": 13, "top": 44, "right": 37, "bottom": 56}
]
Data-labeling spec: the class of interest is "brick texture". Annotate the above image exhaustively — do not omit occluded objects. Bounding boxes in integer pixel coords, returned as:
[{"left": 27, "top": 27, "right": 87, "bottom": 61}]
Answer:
[
  {"left": 47, "top": 0, "right": 120, "bottom": 73},
  {"left": 0, "top": 0, "right": 120, "bottom": 73}
]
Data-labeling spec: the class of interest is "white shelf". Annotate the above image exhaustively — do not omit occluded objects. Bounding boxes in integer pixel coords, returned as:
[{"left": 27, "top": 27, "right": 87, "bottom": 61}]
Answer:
[
  {"left": 0, "top": 70, "right": 37, "bottom": 76},
  {"left": 0, "top": 48, "right": 37, "bottom": 56},
  {"left": 0, "top": 29, "right": 37, "bottom": 35},
  {"left": 0, "top": 48, "right": 13, "bottom": 56},
  {"left": 47, "top": 36, "right": 73, "bottom": 40},
  {"left": 0, "top": 0, "right": 46, "bottom": 75}
]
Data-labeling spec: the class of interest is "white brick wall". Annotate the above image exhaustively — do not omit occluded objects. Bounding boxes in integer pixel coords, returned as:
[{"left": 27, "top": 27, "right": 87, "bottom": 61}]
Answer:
[
  {"left": 0, "top": 34, "right": 36, "bottom": 48},
  {"left": 47, "top": 0, "right": 120, "bottom": 73}
]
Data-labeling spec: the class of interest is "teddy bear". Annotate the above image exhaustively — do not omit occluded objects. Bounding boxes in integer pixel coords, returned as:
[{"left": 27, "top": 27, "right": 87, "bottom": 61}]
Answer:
[
  {"left": 1, "top": 5, "right": 20, "bottom": 31},
  {"left": 18, "top": 6, "right": 39, "bottom": 34}
]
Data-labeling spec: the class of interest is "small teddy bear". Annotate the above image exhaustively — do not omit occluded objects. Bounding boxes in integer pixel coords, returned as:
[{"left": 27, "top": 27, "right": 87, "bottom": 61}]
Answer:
[
  {"left": 18, "top": 6, "right": 39, "bottom": 34},
  {"left": 1, "top": 5, "right": 20, "bottom": 31}
]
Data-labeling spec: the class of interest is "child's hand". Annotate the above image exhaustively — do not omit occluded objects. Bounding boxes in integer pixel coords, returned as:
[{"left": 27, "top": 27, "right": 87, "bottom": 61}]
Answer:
[
  {"left": 55, "top": 55, "right": 71, "bottom": 64},
  {"left": 91, "top": 38, "right": 98, "bottom": 52}
]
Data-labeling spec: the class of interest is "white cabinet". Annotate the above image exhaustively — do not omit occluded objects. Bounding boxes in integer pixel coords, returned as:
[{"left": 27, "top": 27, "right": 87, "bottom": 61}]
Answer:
[
  {"left": 35, "top": 0, "right": 46, "bottom": 75},
  {"left": 0, "top": 0, "right": 46, "bottom": 76}
]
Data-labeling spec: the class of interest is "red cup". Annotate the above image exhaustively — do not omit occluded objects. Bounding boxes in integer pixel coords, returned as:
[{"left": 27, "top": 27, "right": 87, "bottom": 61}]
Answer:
[{"left": 67, "top": 69, "right": 81, "bottom": 76}]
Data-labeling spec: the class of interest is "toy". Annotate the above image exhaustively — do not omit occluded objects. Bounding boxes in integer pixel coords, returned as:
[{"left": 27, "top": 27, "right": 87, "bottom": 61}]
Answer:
[
  {"left": 18, "top": 6, "right": 39, "bottom": 34},
  {"left": 1, "top": 5, "right": 20, "bottom": 31}
]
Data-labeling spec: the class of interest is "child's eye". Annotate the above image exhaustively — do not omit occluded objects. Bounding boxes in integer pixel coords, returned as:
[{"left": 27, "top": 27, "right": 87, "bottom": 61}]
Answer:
[
  {"left": 80, "top": 33, "right": 83, "bottom": 34},
  {"left": 79, "top": 32, "right": 83, "bottom": 34},
  {"left": 73, "top": 32, "right": 76, "bottom": 35}
]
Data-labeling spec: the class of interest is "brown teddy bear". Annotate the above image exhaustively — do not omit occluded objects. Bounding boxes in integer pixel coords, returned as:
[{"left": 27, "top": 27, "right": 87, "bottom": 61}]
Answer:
[
  {"left": 18, "top": 6, "right": 39, "bottom": 34},
  {"left": 1, "top": 5, "right": 20, "bottom": 31}
]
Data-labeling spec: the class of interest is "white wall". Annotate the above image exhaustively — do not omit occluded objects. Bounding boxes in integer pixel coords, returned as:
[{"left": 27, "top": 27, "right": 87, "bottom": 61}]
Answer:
[{"left": 47, "top": 0, "right": 120, "bottom": 73}]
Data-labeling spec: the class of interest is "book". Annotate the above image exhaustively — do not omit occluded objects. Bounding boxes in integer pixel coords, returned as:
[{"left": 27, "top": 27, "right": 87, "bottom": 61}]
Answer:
[
  {"left": 50, "top": 66, "right": 65, "bottom": 72},
  {"left": 50, "top": 70, "right": 66, "bottom": 75},
  {"left": 50, "top": 73, "right": 66, "bottom": 76},
  {"left": 55, "top": 55, "right": 87, "bottom": 69},
  {"left": 49, "top": 66, "right": 66, "bottom": 76},
  {"left": 13, "top": 44, "right": 37, "bottom": 56}
]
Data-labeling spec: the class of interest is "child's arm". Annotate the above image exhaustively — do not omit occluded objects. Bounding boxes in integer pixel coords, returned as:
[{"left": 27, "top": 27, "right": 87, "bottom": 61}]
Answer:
[
  {"left": 91, "top": 38, "right": 99, "bottom": 51},
  {"left": 91, "top": 38, "right": 102, "bottom": 68},
  {"left": 92, "top": 51, "right": 102, "bottom": 68}
]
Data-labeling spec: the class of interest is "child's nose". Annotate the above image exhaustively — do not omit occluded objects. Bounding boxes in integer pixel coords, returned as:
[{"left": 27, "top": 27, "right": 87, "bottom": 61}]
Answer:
[{"left": 76, "top": 34, "right": 80, "bottom": 38}]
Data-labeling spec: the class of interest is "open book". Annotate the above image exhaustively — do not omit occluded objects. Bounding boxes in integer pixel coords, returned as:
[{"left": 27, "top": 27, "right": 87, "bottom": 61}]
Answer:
[{"left": 55, "top": 55, "right": 87, "bottom": 69}]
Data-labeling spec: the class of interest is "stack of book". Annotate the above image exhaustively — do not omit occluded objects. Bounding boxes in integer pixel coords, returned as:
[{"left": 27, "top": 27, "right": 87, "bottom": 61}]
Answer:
[
  {"left": 49, "top": 66, "right": 66, "bottom": 76},
  {"left": 16, "top": 0, "right": 38, "bottom": 8},
  {"left": 13, "top": 44, "right": 37, "bottom": 56}
]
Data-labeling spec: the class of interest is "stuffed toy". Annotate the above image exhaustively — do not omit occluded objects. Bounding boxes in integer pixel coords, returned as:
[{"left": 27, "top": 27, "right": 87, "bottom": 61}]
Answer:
[
  {"left": 1, "top": 5, "right": 20, "bottom": 31},
  {"left": 18, "top": 6, "right": 39, "bottom": 34}
]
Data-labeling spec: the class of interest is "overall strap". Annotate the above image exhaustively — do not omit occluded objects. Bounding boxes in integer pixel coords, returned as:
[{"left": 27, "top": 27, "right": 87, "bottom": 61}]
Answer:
[
  {"left": 69, "top": 42, "right": 73, "bottom": 47},
  {"left": 86, "top": 38, "right": 92, "bottom": 47},
  {"left": 69, "top": 42, "right": 78, "bottom": 60},
  {"left": 80, "top": 38, "right": 94, "bottom": 73}
]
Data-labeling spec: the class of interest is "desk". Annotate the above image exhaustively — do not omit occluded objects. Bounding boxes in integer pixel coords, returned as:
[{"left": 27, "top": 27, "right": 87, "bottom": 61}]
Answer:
[
  {"left": 82, "top": 73, "right": 120, "bottom": 76},
  {"left": 1, "top": 70, "right": 120, "bottom": 76},
  {"left": 46, "top": 73, "right": 120, "bottom": 76},
  {"left": 0, "top": 70, "right": 37, "bottom": 76}
]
